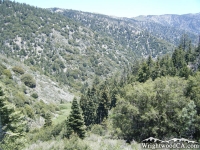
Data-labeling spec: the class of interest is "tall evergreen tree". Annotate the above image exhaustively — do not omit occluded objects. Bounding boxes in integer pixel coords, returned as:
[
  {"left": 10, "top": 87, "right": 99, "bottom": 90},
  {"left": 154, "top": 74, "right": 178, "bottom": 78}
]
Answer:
[
  {"left": 137, "top": 62, "right": 150, "bottom": 82},
  {"left": 96, "top": 87, "right": 110, "bottom": 124},
  {"left": 65, "top": 98, "right": 86, "bottom": 139},
  {"left": 196, "top": 35, "right": 200, "bottom": 55},
  {"left": 172, "top": 48, "right": 186, "bottom": 69},
  {"left": 80, "top": 94, "right": 96, "bottom": 127},
  {"left": 151, "top": 59, "right": 163, "bottom": 80},
  {"left": 147, "top": 55, "right": 154, "bottom": 67}
]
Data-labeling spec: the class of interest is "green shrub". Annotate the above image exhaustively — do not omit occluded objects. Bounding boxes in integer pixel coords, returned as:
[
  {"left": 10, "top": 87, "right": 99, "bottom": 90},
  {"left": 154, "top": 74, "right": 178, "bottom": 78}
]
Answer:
[
  {"left": 31, "top": 93, "right": 38, "bottom": 99},
  {"left": 91, "top": 124, "right": 106, "bottom": 136},
  {"left": 51, "top": 122, "right": 65, "bottom": 137},
  {"left": 21, "top": 74, "right": 36, "bottom": 88},
  {"left": 12, "top": 66, "right": 25, "bottom": 74},
  {"left": 3, "top": 69, "right": 12, "bottom": 79},
  {"left": 24, "top": 104, "right": 35, "bottom": 119},
  {"left": 63, "top": 134, "right": 91, "bottom": 150}
]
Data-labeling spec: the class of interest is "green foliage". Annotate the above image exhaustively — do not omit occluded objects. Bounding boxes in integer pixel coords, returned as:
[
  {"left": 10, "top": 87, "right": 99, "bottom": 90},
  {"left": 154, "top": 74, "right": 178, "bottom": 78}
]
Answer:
[
  {"left": 28, "top": 127, "right": 54, "bottom": 142},
  {"left": 172, "top": 48, "right": 186, "bottom": 69},
  {"left": 65, "top": 98, "right": 86, "bottom": 139},
  {"left": 185, "top": 72, "right": 200, "bottom": 139},
  {"left": 96, "top": 87, "right": 111, "bottom": 124},
  {"left": 21, "top": 74, "right": 36, "bottom": 88},
  {"left": 112, "top": 76, "right": 198, "bottom": 142},
  {"left": 12, "top": 66, "right": 25, "bottom": 75},
  {"left": 0, "top": 87, "right": 26, "bottom": 150},
  {"left": 179, "top": 101, "right": 196, "bottom": 137},
  {"left": 63, "top": 134, "right": 91, "bottom": 150},
  {"left": 80, "top": 91, "right": 96, "bottom": 126},
  {"left": 31, "top": 93, "right": 38, "bottom": 99},
  {"left": 3, "top": 69, "right": 12, "bottom": 79},
  {"left": 137, "top": 62, "right": 150, "bottom": 82},
  {"left": 44, "top": 112, "right": 52, "bottom": 128},
  {"left": 90, "top": 124, "right": 106, "bottom": 136},
  {"left": 24, "top": 104, "right": 35, "bottom": 119}
]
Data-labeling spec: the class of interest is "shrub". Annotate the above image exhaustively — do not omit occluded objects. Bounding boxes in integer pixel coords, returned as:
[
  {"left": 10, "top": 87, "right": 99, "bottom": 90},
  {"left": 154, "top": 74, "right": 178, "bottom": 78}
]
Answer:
[
  {"left": 12, "top": 66, "right": 25, "bottom": 74},
  {"left": 91, "top": 124, "right": 106, "bottom": 136},
  {"left": 24, "top": 104, "right": 35, "bottom": 119},
  {"left": 3, "top": 69, "right": 12, "bottom": 79},
  {"left": 21, "top": 74, "right": 36, "bottom": 88},
  {"left": 31, "top": 93, "right": 38, "bottom": 99},
  {"left": 63, "top": 134, "right": 91, "bottom": 150}
]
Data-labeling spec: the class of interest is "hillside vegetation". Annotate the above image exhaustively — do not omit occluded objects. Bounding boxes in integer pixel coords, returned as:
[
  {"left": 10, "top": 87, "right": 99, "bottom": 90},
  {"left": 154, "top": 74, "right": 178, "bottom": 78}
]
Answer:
[
  {"left": 0, "top": 1, "right": 137, "bottom": 90},
  {"left": 1, "top": 0, "right": 200, "bottom": 150},
  {"left": 51, "top": 8, "right": 175, "bottom": 58}
]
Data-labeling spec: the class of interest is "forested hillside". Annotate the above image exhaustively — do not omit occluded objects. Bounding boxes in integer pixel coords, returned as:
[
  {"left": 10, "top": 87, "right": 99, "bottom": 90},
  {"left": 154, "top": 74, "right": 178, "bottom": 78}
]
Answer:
[{"left": 79, "top": 39, "right": 200, "bottom": 143}]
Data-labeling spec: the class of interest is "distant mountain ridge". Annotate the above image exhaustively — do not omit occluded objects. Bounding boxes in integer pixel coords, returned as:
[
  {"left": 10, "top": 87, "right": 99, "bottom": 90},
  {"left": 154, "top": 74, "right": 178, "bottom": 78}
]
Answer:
[{"left": 133, "top": 13, "right": 200, "bottom": 34}]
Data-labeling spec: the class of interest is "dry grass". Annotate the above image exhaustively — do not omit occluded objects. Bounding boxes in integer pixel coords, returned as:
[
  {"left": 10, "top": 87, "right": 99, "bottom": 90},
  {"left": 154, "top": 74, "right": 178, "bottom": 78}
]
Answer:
[{"left": 23, "top": 134, "right": 141, "bottom": 150}]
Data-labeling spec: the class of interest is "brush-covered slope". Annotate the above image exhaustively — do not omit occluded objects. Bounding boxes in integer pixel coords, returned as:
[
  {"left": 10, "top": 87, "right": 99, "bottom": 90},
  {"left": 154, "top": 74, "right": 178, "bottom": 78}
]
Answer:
[
  {"left": 0, "top": 1, "right": 136, "bottom": 90},
  {"left": 0, "top": 54, "right": 74, "bottom": 130},
  {"left": 53, "top": 8, "right": 199, "bottom": 48},
  {"left": 50, "top": 8, "right": 175, "bottom": 58}
]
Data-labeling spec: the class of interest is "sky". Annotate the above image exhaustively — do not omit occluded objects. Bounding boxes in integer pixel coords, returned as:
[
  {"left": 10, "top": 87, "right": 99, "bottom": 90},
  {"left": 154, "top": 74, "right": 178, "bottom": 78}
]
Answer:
[{"left": 12, "top": 0, "right": 200, "bottom": 18}]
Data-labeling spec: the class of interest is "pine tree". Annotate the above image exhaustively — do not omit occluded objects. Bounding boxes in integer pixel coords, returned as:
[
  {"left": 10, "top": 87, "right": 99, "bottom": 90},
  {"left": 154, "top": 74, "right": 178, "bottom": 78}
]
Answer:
[
  {"left": 0, "top": 87, "right": 26, "bottom": 149},
  {"left": 172, "top": 48, "right": 186, "bottom": 69},
  {"left": 96, "top": 87, "right": 110, "bottom": 124},
  {"left": 137, "top": 62, "right": 150, "bottom": 82},
  {"left": 147, "top": 55, "right": 153, "bottom": 67},
  {"left": 185, "top": 40, "right": 193, "bottom": 64},
  {"left": 66, "top": 98, "right": 86, "bottom": 139},
  {"left": 195, "top": 35, "right": 200, "bottom": 55},
  {"left": 80, "top": 94, "right": 96, "bottom": 126},
  {"left": 151, "top": 62, "right": 161, "bottom": 81}
]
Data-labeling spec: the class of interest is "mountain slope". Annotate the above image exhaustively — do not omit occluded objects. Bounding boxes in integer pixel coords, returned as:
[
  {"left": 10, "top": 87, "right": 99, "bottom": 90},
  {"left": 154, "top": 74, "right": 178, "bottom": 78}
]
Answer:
[
  {"left": 134, "top": 13, "right": 200, "bottom": 34},
  {"left": 51, "top": 8, "right": 175, "bottom": 58},
  {"left": 132, "top": 13, "right": 200, "bottom": 45},
  {"left": 126, "top": 18, "right": 198, "bottom": 46},
  {"left": 53, "top": 8, "right": 199, "bottom": 48},
  {"left": 0, "top": 1, "right": 137, "bottom": 90}
]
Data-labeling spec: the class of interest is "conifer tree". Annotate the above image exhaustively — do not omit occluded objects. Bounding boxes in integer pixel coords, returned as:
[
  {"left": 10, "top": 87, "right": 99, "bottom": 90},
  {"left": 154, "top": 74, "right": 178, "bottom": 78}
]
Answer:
[
  {"left": 147, "top": 55, "right": 153, "bottom": 67},
  {"left": 0, "top": 87, "right": 26, "bottom": 150},
  {"left": 80, "top": 94, "right": 96, "bottom": 126},
  {"left": 195, "top": 35, "right": 200, "bottom": 55},
  {"left": 110, "top": 88, "right": 118, "bottom": 109},
  {"left": 137, "top": 62, "right": 150, "bottom": 82},
  {"left": 185, "top": 40, "right": 193, "bottom": 64},
  {"left": 96, "top": 87, "right": 110, "bottom": 124},
  {"left": 172, "top": 48, "right": 186, "bottom": 69},
  {"left": 66, "top": 98, "right": 86, "bottom": 139},
  {"left": 151, "top": 62, "right": 160, "bottom": 81}
]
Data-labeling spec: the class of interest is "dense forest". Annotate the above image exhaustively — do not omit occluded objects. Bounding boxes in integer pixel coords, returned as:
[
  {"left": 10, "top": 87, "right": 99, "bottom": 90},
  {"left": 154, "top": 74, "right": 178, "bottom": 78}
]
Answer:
[
  {"left": 79, "top": 37, "right": 200, "bottom": 142},
  {"left": 1, "top": 0, "right": 200, "bottom": 150}
]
